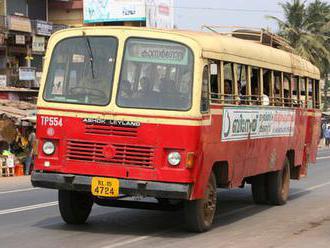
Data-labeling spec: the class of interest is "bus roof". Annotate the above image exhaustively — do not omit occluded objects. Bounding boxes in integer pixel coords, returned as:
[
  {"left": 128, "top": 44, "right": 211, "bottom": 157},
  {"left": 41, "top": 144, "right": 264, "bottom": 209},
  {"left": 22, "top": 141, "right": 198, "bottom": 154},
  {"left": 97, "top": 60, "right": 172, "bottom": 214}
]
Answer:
[{"left": 54, "top": 26, "right": 320, "bottom": 79}]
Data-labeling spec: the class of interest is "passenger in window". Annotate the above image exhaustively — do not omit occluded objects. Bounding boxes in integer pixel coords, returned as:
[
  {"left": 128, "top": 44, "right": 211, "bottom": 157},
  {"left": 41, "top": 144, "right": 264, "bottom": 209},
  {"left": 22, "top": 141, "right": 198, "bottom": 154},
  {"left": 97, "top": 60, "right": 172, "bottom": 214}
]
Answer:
[
  {"left": 119, "top": 80, "right": 132, "bottom": 98},
  {"left": 284, "top": 90, "right": 290, "bottom": 106},
  {"left": 138, "top": 77, "right": 153, "bottom": 97},
  {"left": 224, "top": 79, "right": 233, "bottom": 103},
  {"left": 180, "top": 69, "right": 192, "bottom": 94},
  {"left": 251, "top": 80, "right": 258, "bottom": 105},
  {"left": 262, "top": 83, "right": 270, "bottom": 106}
]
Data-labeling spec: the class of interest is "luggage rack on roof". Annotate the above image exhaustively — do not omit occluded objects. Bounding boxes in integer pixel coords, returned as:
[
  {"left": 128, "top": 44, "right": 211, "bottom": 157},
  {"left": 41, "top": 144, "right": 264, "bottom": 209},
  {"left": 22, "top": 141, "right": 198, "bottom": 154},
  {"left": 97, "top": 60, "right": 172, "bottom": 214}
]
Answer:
[{"left": 201, "top": 25, "right": 294, "bottom": 53}]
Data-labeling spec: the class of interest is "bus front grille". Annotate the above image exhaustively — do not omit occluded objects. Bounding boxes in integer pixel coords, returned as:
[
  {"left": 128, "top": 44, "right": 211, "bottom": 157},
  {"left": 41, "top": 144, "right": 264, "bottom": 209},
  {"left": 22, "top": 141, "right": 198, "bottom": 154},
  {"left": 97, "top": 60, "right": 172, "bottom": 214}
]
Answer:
[
  {"left": 85, "top": 124, "right": 138, "bottom": 138},
  {"left": 66, "top": 140, "right": 154, "bottom": 167}
]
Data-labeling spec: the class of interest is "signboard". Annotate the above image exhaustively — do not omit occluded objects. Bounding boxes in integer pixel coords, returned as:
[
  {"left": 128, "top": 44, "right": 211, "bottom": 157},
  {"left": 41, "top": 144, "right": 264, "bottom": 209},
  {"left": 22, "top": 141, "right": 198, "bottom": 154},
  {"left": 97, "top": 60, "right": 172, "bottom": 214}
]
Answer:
[
  {"left": 84, "top": 0, "right": 146, "bottom": 23},
  {"left": 32, "top": 36, "right": 45, "bottom": 52},
  {"left": 221, "top": 108, "right": 296, "bottom": 141},
  {"left": 126, "top": 40, "right": 188, "bottom": 65},
  {"left": 35, "top": 20, "right": 53, "bottom": 36},
  {"left": 15, "top": 35, "right": 25, "bottom": 45},
  {"left": 8, "top": 15, "right": 32, "bottom": 33},
  {"left": 19, "top": 67, "right": 36, "bottom": 81},
  {"left": 0, "top": 33, "right": 5, "bottom": 45},
  {"left": 146, "top": 0, "right": 174, "bottom": 29},
  {"left": 0, "top": 75, "right": 6, "bottom": 87}
]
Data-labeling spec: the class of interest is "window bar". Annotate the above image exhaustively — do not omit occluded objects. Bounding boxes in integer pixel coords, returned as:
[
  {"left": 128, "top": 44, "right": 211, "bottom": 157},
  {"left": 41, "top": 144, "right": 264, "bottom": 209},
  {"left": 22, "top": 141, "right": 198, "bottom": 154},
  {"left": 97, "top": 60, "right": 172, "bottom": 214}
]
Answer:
[
  {"left": 246, "top": 66, "right": 252, "bottom": 105},
  {"left": 305, "top": 77, "right": 309, "bottom": 108},
  {"left": 280, "top": 72, "right": 284, "bottom": 106},
  {"left": 269, "top": 71, "right": 274, "bottom": 106},
  {"left": 259, "top": 68, "right": 264, "bottom": 105}
]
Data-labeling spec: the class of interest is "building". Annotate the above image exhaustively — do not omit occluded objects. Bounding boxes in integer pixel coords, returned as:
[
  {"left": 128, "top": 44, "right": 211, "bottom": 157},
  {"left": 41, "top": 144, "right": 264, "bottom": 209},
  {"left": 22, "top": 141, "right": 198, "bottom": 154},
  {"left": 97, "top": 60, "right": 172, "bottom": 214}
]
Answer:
[
  {"left": 0, "top": 0, "right": 67, "bottom": 101},
  {"left": 48, "top": 0, "right": 83, "bottom": 27}
]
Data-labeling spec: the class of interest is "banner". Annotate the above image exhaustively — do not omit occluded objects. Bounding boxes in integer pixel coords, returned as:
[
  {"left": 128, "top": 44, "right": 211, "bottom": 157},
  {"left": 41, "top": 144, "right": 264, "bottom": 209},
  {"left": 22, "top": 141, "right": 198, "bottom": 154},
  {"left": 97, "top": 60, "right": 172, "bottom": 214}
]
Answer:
[
  {"left": 19, "top": 67, "right": 36, "bottom": 81},
  {"left": 8, "top": 15, "right": 32, "bottom": 33},
  {"left": 0, "top": 75, "right": 6, "bottom": 87},
  {"left": 35, "top": 20, "right": 53, "bottom": 36},
  {"left": 32, "top": 36, "right": 45, "bottom": 52},
  {"left": 84, "top": 0, "right": 146, "bottom": 23},
  {"left": 15, "top": 35, "right": 25, "bottom": 45},
  {"left": 146, "top": 0, "right": 174, "bottom": 29},
  {"left": 221, "top": 108, "right": 296, "bottom": 141}
]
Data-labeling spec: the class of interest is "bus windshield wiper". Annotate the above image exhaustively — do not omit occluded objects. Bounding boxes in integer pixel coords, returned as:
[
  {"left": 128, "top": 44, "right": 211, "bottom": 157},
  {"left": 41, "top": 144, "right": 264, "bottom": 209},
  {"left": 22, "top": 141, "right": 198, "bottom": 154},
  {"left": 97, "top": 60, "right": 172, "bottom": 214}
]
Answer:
[{"left": 83, "top": 35, "right": 96, "bottom": 79}]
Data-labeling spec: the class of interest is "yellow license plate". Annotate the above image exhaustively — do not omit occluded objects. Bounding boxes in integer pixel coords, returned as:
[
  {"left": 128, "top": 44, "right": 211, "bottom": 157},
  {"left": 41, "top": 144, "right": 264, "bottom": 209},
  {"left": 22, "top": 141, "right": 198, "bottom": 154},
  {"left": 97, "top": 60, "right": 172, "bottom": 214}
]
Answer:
[{"left": 91, "top": 177, "right": 119, "bottom": 197}]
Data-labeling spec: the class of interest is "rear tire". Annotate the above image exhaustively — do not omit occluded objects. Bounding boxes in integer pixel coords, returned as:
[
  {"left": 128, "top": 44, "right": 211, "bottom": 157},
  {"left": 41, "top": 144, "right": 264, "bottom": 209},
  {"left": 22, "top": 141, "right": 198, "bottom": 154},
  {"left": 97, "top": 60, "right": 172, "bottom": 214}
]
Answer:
[
  {"left": 267, "top": 158, "right": 290, "bottom": 205},
  {"left": 251, "top": 174, "right": 268, "bottom": 204},
  {"left": 58, "top": 190, "right": 93, "bottom": 224},
  {"left": 184, "top": 172, "right": 217, "bottom": 232}
]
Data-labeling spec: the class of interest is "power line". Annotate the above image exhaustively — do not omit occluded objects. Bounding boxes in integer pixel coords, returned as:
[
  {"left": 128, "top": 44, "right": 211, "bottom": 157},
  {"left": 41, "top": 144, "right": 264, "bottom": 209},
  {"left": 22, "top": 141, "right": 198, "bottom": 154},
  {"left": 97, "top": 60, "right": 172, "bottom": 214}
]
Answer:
[{"left": 172, "top": 6, "right": 282, "bottom": 14}]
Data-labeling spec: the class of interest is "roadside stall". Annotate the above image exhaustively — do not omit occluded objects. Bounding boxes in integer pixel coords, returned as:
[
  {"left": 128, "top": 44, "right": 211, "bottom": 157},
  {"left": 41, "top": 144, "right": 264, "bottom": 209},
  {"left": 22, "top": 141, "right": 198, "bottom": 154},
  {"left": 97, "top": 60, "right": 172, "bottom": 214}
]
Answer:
[{"left": 0, "top": 99, "right": 36, "bottom": 177}]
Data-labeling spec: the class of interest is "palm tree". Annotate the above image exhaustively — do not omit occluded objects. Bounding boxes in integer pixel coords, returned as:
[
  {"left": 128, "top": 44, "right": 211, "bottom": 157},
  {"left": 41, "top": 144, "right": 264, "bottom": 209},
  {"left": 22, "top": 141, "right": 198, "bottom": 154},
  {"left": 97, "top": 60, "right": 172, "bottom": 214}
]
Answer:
[{"left": 267, "top": 0, "right": 330, "bottom": 110}]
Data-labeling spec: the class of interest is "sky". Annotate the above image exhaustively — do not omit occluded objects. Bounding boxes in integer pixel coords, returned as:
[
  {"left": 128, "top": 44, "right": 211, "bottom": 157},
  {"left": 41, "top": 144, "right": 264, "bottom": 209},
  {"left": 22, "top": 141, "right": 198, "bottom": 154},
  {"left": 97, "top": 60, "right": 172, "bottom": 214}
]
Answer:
[{"left": 174, "top": 0, "right": 325, "bottom": 32}]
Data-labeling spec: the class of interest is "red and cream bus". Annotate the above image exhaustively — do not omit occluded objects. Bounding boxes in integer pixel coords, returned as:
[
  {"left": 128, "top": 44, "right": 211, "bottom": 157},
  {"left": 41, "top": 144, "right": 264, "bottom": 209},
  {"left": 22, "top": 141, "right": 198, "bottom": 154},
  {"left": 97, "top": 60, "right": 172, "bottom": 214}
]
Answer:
[{"left": 32, "top": 27, "right": 321, "bottom": 232}]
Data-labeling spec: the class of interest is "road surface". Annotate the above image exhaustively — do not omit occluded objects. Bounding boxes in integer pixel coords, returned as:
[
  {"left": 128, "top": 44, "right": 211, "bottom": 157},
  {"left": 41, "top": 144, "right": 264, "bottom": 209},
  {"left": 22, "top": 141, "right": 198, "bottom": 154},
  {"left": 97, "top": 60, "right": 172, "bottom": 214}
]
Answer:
[{"left": 0, "top": 148, "right": 330, "bottom": 248}]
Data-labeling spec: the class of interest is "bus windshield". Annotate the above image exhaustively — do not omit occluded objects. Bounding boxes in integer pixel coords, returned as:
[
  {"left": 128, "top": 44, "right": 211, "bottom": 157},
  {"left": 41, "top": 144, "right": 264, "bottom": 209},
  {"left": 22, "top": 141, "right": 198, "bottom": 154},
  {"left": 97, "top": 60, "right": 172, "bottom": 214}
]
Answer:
[
  {"left": 43, "top": 36, "right": 118, "bottom": 106},
  {"left": 117, "top": 38, "right": 194, "bottom": 111}
]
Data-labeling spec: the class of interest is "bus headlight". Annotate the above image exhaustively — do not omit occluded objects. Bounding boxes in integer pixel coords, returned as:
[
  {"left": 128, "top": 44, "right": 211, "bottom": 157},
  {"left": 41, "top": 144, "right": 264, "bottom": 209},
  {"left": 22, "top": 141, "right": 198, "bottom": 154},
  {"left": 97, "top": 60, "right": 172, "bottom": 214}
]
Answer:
[
  {"left": 168, "top": 152, "right": 181, "bottom": 166},
  {"left": 42, "top": 141, "right": 55, "bottom": 155}
]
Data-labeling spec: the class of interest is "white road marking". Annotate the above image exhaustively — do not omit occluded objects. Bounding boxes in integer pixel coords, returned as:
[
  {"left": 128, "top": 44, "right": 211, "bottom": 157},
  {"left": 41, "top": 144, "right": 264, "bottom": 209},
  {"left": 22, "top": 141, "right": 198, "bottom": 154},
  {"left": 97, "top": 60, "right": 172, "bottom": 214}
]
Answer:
[
  {"left": 317, "top": 156, "right": 330, "bottom": 160},
  {"left": 0, "top": 188, "right": 38, "bottom": 195},
  {"left": 291, "top": 181, "right": 330, "bottom": 196},
  {"left": 101, "top": 179, "right": 330, "bottom": 248},
  {"left": 101, "top": 205, "right": 255, "bottom": 248},
  {"left": 0, "top": 201, "right": 58, "bottom": 215}
]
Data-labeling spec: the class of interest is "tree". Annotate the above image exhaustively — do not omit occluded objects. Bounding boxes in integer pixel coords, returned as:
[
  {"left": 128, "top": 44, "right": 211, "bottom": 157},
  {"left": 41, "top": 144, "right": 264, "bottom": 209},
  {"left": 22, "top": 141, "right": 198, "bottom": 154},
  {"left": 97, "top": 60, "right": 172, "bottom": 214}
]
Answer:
[{"left": 268, "top": 0, "right": 330, "bottom": 110}]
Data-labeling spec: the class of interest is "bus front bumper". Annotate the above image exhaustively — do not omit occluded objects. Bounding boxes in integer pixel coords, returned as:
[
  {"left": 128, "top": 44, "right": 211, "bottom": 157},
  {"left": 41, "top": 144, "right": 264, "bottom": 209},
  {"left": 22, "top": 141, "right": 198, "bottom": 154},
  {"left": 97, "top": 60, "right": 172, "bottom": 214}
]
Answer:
[{"left": 31, "top": 171, "right": 191, "bottom": 200}]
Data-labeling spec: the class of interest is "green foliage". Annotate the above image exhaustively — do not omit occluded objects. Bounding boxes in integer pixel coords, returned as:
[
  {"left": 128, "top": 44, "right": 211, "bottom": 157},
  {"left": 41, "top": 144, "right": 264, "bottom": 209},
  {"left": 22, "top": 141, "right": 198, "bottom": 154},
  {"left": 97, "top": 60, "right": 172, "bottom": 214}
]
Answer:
[
  {"left": 268, "top": 0, "right": 330, "bottom": 110},
  {"left": 268, "top": 0, "right": 330, "bottom": 74}
]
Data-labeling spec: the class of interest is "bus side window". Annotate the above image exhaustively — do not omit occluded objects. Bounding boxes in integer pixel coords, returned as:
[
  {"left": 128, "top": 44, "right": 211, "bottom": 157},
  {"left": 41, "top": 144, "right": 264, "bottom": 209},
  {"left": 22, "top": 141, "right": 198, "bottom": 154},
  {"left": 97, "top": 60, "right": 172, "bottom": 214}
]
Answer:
[
  {"left": 251, "top": 67, "right": 261, "bottom": 105},
  {"left": 292, "top": 76, "right": 299, "bottom": 107},
  {"left": 223, "top": 62, "right": 234, "bottom": 104},
  {"left": 283, "top": 73, "right": 291, "bottom": 107},
  {"left": 262, "top": 69, "right": 271, "bottom": 106},
  {"left": 201, "top": 65, "right": 209, "bottom": 113},
  {"left": 236, "top": 64, "right": 248, "bottom": 105},
  {"left": 315, "top": 79, "right": 320, "bottom": 109},
  {"left": 210, "top": 62, "right": 219, "bottom": 103},
  {"left": 299, "top": 77, "right": 308, "bottom": 108},
  {"left": 307, "top": 78, "right": 313, "bottom": 109}
]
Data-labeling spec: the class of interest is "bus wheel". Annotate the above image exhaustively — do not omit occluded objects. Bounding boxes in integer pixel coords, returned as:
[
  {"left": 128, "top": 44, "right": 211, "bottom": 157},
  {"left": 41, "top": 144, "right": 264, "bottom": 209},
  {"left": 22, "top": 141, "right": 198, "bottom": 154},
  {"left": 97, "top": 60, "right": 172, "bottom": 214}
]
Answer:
[
  {"left": 59, "top": 190, "right": 93, "bottom": 224},
  {"left": 251, "top": 174, "right": 268, "bottom": 204},
  {"left": 267, "top": 158, "right": 290, "bottom": 205},
  {"left": 184, "top": 172, "right": 217, "bottom": 232}
]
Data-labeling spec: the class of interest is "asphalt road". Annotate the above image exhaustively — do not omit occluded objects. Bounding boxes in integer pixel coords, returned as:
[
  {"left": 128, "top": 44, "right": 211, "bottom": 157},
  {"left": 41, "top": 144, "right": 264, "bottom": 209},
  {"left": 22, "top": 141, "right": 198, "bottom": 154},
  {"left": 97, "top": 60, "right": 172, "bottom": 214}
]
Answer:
[{"left": 1, "top": 149, "right": 330, "bottom": 248}]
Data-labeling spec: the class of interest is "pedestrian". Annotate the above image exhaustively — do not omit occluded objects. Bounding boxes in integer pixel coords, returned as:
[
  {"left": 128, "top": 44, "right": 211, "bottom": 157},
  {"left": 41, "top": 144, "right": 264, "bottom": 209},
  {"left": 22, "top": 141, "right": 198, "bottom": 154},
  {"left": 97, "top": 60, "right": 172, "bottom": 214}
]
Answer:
[
  {"left": 24, "top": 126, "right": 36, "bottom": 175},
  {"left": 325, "top": 125, "right": 330, "bottom": 147}
]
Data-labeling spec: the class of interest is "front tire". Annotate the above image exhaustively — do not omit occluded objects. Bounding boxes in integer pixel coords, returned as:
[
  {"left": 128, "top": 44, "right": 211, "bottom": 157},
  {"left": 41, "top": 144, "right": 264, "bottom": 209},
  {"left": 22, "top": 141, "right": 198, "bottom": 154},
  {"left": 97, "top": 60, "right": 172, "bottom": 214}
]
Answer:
[
  {"left": 59, "top": 190, "right": 93, "bottom": 224},
  {"left": 267, "top": 158, "right": 290, "bottom": 205},
  {"left": 184, "top": 172, "right": 217, "bottom": 232}
]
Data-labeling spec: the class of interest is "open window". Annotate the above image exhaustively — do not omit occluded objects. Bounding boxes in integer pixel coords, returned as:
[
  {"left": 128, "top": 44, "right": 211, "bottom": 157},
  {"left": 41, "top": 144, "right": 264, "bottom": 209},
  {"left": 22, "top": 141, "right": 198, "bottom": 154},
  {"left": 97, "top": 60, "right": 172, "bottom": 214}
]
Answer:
[
  {"left": 223, "top": 62, "right": 238, "bottom": 104},
  {"left": 251, "top": 67, "right": 263, "bottom": 105},
  {"left": 201, "top": 65, "right": 209, "bottom": 112},
  {"left": 315, "top": 79, "right": 320, "bottom": 109},
  {"left": 236, "top": 64, "right": 250, "bottom": 105},
  {"left": 210, "top": 62, "right": 220, "bottom": 103}
]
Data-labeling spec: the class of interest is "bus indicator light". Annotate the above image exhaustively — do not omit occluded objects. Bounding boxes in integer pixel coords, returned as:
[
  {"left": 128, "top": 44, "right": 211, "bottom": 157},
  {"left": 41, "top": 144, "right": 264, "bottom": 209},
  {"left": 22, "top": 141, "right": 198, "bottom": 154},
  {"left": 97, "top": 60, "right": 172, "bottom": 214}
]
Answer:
[{"left": 185, "top": 152, "right": 195, "bottom": 169}]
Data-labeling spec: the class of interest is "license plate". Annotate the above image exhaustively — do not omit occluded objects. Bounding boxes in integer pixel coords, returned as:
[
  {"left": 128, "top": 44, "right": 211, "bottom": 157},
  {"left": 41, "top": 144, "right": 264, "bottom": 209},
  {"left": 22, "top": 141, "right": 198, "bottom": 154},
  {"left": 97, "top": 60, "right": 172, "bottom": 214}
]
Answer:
[{"left": 91, "top": 177, "right": 119, "bottom": 197}]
